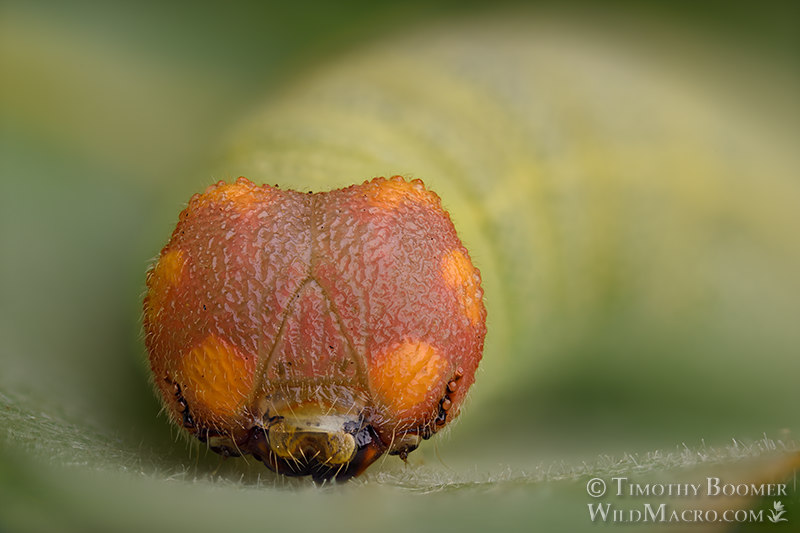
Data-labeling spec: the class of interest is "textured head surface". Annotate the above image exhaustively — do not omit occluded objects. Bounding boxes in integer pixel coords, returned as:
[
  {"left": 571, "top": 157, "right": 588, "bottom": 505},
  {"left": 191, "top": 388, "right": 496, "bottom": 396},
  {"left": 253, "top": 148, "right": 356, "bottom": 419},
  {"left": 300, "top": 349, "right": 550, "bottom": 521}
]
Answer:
[{"left": 143, "top": 176, "right": 486, "bottom": 479}]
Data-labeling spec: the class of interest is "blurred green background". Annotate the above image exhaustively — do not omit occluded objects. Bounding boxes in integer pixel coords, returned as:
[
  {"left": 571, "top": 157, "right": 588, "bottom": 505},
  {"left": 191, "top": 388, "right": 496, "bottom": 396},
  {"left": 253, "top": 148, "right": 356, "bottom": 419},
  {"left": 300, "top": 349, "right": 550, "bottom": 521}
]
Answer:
[{"left": 1, "top": 1, "right": 798, "bottom": 531}]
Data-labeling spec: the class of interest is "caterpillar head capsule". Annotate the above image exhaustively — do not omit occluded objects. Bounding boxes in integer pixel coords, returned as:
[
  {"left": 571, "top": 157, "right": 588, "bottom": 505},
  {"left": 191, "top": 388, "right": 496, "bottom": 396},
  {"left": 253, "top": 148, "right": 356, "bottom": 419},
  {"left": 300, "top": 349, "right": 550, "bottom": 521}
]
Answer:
[{"left": 143, "top": 176, "right": 486, "bottom": 481}]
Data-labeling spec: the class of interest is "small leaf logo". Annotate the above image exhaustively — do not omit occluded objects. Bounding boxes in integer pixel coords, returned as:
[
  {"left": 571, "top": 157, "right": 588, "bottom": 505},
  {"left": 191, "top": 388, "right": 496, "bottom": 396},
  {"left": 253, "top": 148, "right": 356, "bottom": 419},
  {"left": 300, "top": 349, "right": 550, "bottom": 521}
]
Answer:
[{"left": 768, "top": 500, "right": 788, "bottom": 523}]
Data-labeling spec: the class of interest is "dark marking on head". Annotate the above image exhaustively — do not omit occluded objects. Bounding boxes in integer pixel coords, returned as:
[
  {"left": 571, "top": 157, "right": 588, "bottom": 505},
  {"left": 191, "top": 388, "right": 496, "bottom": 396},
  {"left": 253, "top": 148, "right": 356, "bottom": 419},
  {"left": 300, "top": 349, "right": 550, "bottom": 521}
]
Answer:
[{"left": 165, "top": 376, "right": 196, "bottom": 430}]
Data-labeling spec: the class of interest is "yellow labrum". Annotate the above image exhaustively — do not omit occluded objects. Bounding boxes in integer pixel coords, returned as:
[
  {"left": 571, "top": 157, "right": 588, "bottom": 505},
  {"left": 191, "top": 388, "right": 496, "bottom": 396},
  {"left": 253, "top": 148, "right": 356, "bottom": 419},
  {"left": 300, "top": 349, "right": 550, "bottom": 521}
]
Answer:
[{"left": 266, "top": 407, "right": 358, "bottom": 466}]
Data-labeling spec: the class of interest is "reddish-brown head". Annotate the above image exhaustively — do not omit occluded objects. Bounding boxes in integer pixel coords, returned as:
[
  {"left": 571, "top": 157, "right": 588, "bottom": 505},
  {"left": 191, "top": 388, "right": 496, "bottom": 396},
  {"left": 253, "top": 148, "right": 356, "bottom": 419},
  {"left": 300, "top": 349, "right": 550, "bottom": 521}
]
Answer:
[{"left": 143, "top": 176, "right": 486, "bottom": 480}]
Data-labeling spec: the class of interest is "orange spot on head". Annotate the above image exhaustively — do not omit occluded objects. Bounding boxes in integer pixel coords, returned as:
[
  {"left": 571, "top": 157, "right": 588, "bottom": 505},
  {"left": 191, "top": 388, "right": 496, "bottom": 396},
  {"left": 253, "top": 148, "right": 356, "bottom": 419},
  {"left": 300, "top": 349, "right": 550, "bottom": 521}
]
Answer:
[
  {"left": 157, "top": 249, "right": 185, "bottom": 286},
  {"left": 145, "top": 249, "right": 186, "bottom": 322},
  {"left": 369, "top": 340, "right": 448, "bottom": 420},
  {"left": 365, "top": 176, "right": 440, "bottom": 211},
  {"left": 441, "top": 249, "right": 483, "bottom": 325},
  {"left": 188, "top": 177, "right": 265, "bottom": 213},
  {"left": 178, "top": 335, "right": 255, "bottom": 421}
]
